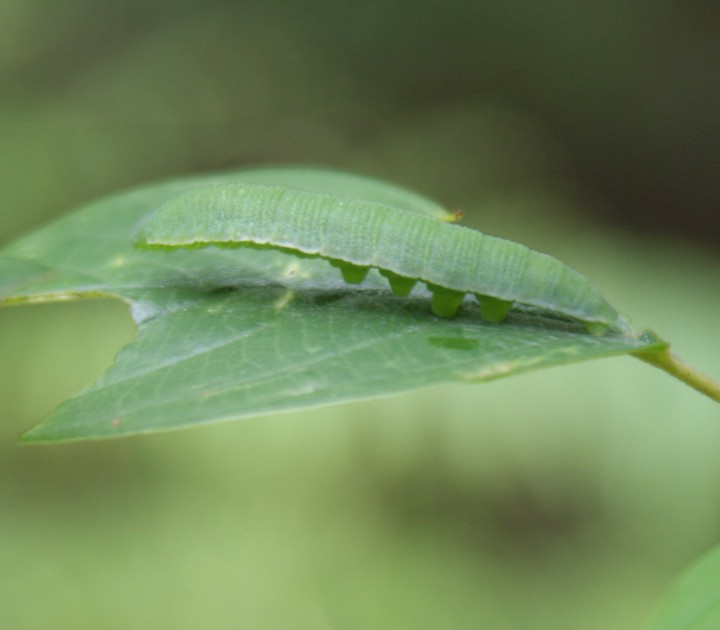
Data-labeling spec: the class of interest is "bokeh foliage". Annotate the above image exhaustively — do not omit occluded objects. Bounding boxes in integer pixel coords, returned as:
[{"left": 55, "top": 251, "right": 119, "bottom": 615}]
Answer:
[{"left": 1, "top": 1, "right": 719, "bottom": 628}]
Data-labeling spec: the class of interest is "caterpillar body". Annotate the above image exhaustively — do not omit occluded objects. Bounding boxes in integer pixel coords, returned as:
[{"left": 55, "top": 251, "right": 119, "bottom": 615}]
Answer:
[{"left": 132, "top": 176, "right": 628, "bottom": 335}]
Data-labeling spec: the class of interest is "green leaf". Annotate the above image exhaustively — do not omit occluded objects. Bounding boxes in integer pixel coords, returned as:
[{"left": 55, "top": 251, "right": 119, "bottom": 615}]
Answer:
[
  {"left": 652, "top": 545, "right": 720, "bottom": 629},
  {"left": 0, "top": 167, "right": 707, "bottom": 442}
]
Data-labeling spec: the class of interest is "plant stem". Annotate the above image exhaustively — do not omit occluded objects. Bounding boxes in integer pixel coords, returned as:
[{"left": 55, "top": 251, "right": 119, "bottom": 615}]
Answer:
[{"left": 633, "top": 348, "right": 720, "bottom": 403}]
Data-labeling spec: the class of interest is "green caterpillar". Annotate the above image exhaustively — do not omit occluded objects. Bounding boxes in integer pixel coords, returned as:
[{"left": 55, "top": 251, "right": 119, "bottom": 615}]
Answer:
[{"left": 132, "top": 173, "right": 628, "bottom": 335}]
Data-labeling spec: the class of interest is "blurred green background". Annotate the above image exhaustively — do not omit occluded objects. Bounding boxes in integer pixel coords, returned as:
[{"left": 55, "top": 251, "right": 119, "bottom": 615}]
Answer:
[{"left": 1, "top": 2, "right": 719, "bottom": 628}]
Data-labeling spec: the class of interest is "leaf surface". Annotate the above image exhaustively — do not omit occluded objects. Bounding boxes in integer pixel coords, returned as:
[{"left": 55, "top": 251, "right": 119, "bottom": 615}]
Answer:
[
  {"left": 0, "top": 168, "right": 665, "bottom": 442},
  {"left": 653, "top": 545, "right": 720, "bottom": 629}
]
